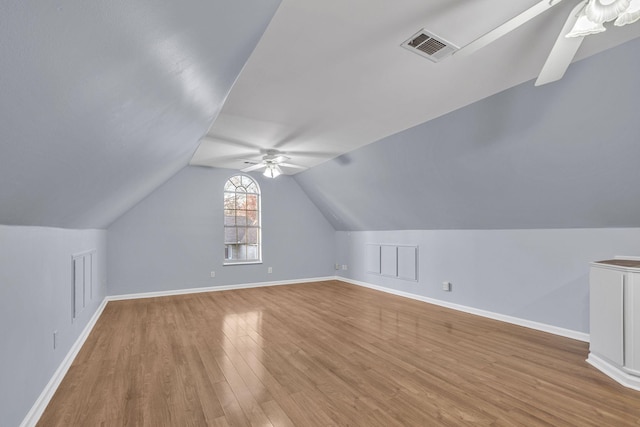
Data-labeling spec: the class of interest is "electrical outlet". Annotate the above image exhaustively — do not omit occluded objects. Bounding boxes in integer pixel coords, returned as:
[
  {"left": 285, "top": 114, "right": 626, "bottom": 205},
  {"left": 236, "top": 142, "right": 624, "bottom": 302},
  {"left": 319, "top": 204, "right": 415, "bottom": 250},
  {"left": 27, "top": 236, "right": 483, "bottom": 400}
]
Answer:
[
  {"left": 53, "top": 331, "right": 58, "bottom": 349},
  {"left": 341, "top": 264, "right": 348, "bottom": 271},
  {"left": 210, "top": 271, "right": 215, "bottom": 278},
  {"left": 442, "top": 281, "right": 452, "bottom": 292},
  {"left": 268, "top": 267, "right": 273, "bottom": 274},
  {"left": 335, "top": 263, "right": 341, "bottom": 270}
]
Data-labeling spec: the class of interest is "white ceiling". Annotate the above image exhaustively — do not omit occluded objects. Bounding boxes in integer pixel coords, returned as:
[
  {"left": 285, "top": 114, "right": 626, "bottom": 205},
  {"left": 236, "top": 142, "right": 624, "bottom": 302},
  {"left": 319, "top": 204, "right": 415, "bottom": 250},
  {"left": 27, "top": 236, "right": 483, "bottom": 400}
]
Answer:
[{"left": 190, "top": 0, "right": 640, "bottom": 174}]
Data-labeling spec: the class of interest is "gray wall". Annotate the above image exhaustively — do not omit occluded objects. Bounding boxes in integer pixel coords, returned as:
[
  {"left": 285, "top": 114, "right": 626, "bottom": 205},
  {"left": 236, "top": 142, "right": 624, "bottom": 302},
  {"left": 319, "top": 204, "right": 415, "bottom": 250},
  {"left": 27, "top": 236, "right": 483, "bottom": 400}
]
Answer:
[
  {"left": 294, "top": 37, "right": 640, "bottom": 335},
  {"left": 107, "top": 166, "right": 336, "bottom": 296},
  {"left": 335, "top": 228, "right": 640, "bottom": 334},
  {"left": 0, "top": 225, "right": 107, "bottom": 427},
  {"left": 295, "top": 37, "right": 640, "bottom": 231},
  {"left": 0, "top": 0, "right": 281, "bottom": 229}
]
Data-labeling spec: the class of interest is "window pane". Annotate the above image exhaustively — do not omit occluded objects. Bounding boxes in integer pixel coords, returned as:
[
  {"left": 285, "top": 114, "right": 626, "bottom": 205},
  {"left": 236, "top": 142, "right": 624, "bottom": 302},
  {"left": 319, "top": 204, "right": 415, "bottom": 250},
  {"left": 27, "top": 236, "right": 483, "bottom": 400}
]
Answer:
[
  {"left": 246, "top": 210, "right": 258, "bottom": 226},
  {"left": 236, "top": 213, "right": 247, "bottom": 226},
  {"left": 224, "top": 209, "right": 235, "bottom": 226},
  {"left": 237, "top": 245, "right": 245, "bottom": 260},
  {"left": 230, "top": 176, "right": 242, "bottom": 187},
  {"left": 224, "top": 181, "right": 235, "bottom": 192},
  {"left": 237, "top": 228, "right": 247, "bottom": 243},
  {"left": 235, "top": 194, "right": 246, "bottom": 210},
  {"left": 246, "top": 245, "right": 258, "bottom": 260},
  {"left": 224, "top": 193, "right": 235, "bottom": 210},
  {"left": 226, "top": 244, "right": 245, "bottom": 260},
  {"left": 241, "top": 175, "right": 256, "bottom": 189},
  {"left": 224, "top": 227, "right": 237, "bottom": 244},
  {"left": 246, "top": 182, "right": 257, "bottom": 193},
  {"left": 247, "top": 228, "right": 259, "bottom": 244},
  {"left": 246, "top": 194, "right": 258, "bottom": 210}
]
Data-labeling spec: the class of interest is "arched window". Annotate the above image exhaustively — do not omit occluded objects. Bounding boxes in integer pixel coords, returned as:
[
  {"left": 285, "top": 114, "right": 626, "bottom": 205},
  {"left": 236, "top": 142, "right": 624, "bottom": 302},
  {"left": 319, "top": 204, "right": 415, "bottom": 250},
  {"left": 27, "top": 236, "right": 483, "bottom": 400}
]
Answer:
[{"left": 224, "top": 175, "right": 261, "bottom": 264}]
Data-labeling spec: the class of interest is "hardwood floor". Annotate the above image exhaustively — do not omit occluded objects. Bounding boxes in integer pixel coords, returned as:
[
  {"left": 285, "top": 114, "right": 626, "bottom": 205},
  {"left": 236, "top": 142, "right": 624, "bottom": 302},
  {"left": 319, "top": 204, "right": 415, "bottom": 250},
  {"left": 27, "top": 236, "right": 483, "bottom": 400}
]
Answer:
[{"left": 38, "top": 280, "right": 640, "bottom": 426}]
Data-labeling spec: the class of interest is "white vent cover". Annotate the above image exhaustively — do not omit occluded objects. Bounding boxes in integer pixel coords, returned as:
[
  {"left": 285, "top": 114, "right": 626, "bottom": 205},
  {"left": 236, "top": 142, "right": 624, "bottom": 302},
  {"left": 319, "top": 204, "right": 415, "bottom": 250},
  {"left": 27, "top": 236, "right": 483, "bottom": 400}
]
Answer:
[{"left": 401, "top": 29, "right": 458, "bottom": 62}]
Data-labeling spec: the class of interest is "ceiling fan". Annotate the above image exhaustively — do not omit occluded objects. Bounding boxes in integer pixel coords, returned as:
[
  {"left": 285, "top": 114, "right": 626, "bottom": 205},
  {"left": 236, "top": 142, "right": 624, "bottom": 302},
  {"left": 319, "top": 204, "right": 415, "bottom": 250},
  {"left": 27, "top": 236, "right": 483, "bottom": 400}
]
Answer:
[
  {"left": 456, "top": 0, "right": 640, "bottom": 86},
  {"left": 190, "top": 135, "right": 340, "bottom": 176},
  {"left": 240, "top": 149, "right": 307, "bottom": 178}
]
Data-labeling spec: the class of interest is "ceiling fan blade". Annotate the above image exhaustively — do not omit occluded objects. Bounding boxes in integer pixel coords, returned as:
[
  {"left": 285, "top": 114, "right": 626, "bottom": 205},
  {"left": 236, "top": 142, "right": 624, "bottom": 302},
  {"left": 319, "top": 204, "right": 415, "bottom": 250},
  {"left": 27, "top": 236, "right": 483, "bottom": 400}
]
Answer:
[
  {"left": 190, "top": 152, "right": 259, "bottom": 167},
  {"left": 283, "top": 150, "right": 339, "bottom": 158},
  {"left": 279, "top": 162, "right": 307, "bottom": 170},
  {"left": 241, "top": 163, "right": 265, "bottom": 172},
  {"left": 272, "top": 155, "right": 290, "bottom": 163},
  {"left": 238, "top": 157, "right": 263, "bottom": 164},
  {"left": 200, "top": 135, "right": 262, "bottom": 151},
  {"left": 456, "top": 0, "right": 566, "bottom": 57},
  {"left": 535, "top": 1, "right": 587, "bottom": 86}
]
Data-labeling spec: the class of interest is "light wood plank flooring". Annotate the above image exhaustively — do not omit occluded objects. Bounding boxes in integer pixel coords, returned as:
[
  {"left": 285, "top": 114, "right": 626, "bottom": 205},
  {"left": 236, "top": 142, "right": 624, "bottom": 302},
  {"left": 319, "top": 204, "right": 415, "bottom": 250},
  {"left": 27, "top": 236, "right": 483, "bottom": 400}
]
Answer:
[{"left": 38, "top": 280, "right": 640, "bottom": 426}]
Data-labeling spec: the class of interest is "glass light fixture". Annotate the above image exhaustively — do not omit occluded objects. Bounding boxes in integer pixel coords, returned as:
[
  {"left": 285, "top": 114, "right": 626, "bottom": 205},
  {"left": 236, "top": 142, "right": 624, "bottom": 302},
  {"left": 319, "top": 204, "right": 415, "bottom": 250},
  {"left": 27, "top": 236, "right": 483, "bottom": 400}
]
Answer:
[
  {"left": 566, "top": 12, "right": 607, "bottom": 37},
  {"left": 586, "top": 0, "right": 630, "bottom": 23},
  {"left": 615, "top": 0, "right": 640, "bottom": 25},
  {"left": 567, "top": 0, "right": 640, "bottom": 37},
  {"left": 263, "top": 164, "right": 282, "bottom": 178}
]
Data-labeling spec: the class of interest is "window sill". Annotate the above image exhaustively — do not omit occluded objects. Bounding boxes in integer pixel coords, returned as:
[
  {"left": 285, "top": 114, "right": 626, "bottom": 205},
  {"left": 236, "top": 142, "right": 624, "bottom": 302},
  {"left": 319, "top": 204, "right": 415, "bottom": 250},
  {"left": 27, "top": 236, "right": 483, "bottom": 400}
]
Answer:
[{"left": 223, "top": 260, "right": 263, "bottom": 266}]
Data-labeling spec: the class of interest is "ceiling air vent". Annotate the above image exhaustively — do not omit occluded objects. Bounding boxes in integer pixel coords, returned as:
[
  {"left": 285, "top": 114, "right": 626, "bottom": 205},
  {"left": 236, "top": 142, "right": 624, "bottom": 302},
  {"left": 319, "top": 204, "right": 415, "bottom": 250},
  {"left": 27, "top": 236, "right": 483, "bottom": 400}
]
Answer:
[{"left": 401, "top": 29, "right": 458, "bottom": 63}]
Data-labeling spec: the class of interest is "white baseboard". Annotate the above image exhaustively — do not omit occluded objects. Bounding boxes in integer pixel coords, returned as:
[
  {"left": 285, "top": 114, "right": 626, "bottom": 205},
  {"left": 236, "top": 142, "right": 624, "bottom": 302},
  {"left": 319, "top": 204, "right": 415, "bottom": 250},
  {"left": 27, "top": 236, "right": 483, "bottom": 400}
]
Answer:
[
  {"left": 19, "top": 298, "right": 109, "bottom": 427},
  {"left": 338, "top": 277, "right": 590, "bottom": 343},
  {"left": 107, "top": 276, "right": 336, "bottom": 301},
  {"left": 587, "top": 353, "right": 640, "bottom": 391}
]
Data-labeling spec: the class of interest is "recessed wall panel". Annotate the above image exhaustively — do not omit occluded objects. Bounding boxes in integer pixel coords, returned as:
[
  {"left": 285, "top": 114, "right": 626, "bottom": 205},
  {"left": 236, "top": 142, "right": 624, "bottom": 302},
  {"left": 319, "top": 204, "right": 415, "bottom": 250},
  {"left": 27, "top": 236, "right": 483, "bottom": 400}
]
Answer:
[
  {"left": 397, "top": 246, "right": 418, "bottom": 281},
  {"left": 366, "top": 244, "right": 381, "bottom": 274},
  {"left": 72, "top": 249, "right": 96, "bottom": 320},
  {"left": 367, "top": 243, "right": 418, "bottom": 282},
  {"left": 73, "top": 257, "right": 84, "bottom": 319},
  {"left": 380, "top": 245, "right": 397, "bottom": 277}
]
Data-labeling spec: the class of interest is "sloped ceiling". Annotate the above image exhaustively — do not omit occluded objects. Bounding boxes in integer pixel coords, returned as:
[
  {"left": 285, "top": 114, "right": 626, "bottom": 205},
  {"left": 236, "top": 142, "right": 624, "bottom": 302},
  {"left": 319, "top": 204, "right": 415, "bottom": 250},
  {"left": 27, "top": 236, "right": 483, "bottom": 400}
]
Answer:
[
  {"left": 0, "top": 0, "right": 281, "bottom": 228},
  {"left": 191, "top": 0, "right": 640, "bottom": 173},
  {"left": 294, "top": 38, "right": 640, "bottom": 231}
]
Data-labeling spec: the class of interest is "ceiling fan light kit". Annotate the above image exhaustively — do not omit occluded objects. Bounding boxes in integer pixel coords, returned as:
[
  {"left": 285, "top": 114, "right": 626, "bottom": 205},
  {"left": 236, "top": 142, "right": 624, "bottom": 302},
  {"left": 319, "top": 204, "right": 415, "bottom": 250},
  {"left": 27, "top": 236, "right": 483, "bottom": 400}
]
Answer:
[
  {"left": 237, "top": 149, "right": 307, "bottom": 178},
  {"left": 615, "top": 0, "right": 640, "bottom": 25},
  {"left": 566, "top": 13, "right": 607, "bottom": 37},
  {"left": 586, "top": 0, "right": 630, "bottom": 23},
  {"left": 454, "top": 0, "right": 639, "bottom": 86},
  {"left": 263, "top": 164, "right": 282, "bottom": 178},
  {"left": 567, "top": 0, "right": 639, "bottom": 38}
]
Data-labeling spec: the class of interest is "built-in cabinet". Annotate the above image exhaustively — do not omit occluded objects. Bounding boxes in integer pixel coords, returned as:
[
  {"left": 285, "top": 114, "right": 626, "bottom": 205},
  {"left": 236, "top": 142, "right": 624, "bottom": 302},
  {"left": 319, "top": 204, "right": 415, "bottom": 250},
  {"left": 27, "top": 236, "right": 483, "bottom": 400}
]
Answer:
[{"left": 588, "top": 259, "right": 640, "bottom": 391}]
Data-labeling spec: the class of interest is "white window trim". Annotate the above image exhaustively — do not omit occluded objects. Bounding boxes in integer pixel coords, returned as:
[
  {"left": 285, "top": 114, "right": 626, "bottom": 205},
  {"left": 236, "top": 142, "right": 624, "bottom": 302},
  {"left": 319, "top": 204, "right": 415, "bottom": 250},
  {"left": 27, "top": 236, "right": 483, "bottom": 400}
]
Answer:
[
  {"left": 223, "top": 260, "right": 263, "bottom": 266},
  {"left": 223, "top": 174, "right": 262, "bottom": 265}
]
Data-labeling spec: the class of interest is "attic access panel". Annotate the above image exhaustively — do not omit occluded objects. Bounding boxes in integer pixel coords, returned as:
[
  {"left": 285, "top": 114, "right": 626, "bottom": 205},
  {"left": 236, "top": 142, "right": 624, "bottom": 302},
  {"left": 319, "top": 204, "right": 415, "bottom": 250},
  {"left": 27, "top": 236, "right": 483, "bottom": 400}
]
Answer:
[{"left": 401, "top": 29, "right": 458, "bottom": 62}]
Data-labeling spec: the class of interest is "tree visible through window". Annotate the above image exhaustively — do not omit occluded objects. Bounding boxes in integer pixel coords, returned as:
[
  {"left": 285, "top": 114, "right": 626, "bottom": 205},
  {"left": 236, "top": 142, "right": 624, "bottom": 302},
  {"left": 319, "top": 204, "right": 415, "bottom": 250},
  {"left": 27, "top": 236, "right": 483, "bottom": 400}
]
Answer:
[{"left": 224, "top": 175, "right": 261, "bottom": 264}]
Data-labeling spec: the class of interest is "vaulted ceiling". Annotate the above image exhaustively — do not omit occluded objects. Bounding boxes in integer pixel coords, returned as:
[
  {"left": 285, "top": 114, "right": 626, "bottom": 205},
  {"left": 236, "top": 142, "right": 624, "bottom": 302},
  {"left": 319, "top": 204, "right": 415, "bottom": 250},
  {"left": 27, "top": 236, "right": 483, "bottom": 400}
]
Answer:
[
  {"left": 294, "top": 36, "right": 640, "bottom": 230},
  {"left": 191, "top": 0, "right": 640, "bottom": 173},
  {"left": 1, "top": 0, "right": 638, "bottom": 229},
  {"left": 0, "top": 0, "right": 281, "bottom": 228}
]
